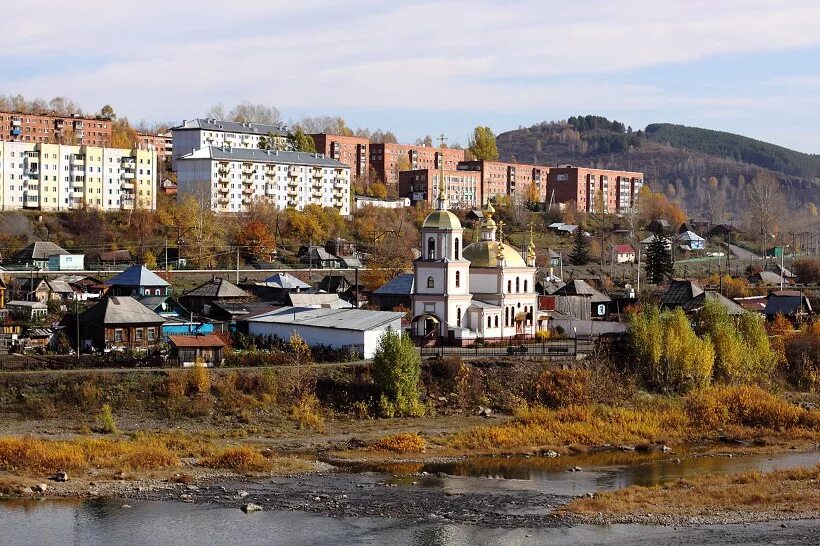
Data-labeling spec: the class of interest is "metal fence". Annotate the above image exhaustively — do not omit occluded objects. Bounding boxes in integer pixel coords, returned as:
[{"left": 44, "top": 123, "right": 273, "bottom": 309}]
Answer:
[{"left": 417, "top": 336, "right": 597, "bottom": 358}]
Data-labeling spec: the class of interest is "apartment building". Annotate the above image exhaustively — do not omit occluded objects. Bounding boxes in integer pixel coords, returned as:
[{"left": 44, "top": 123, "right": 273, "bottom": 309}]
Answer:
[
  {"left": 171, "top": 119, "right": 289, "bottom": 163},
  {"left": 310, "top": 134, "right": 369, "bottom": 179},
  {"left": 138, "top": 132, "right": 173, "bottom": 161},
  {"left": 0, "top": 112, "right": 112, "bottom": 147},
  {"left": 457, "top": 160, "right": 549, "bottom": 205},
  {"left": 547, "top": 166, "right": 644, "bottom": 214},
  {"left": 398, "top": 168, "right": 480, "bottom": 209},
  {"left": 0, "top": 141, "right": 156, "bottom": 212},
  {"left": 176, "top": 146, "right": 351, "bottom": 215},
  {"left": 369, "top": 144, "right": 466, "bottom": 187}
]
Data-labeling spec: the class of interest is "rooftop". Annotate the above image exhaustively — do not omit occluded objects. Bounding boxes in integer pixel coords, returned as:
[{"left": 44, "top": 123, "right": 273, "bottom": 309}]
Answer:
[
  {"left": 106, "top": 265, "right": 170, "bottom": 288},
  {"left": 169, "top": 334, "right": 226, "bottom": 348},
  {"left": 243, "top": 306, "right": 404, "bottom": 332},
  {"left": 184, "top": 278, "right": 249, "bottom": 299},
  {"left": 179, "top": 146, "right": 349, "bottom": 169},
  {"left": 373, "top": 274, "right": 414, "bottom": 296},
  {"left": 80, "top": 296, "right": 166, "bottom": 325},
  {"left": 173, "top": 118, "right": 288, "bottom": 137},
  {"left": 9, "top": 241, "right": 69, "bottom": 262}
]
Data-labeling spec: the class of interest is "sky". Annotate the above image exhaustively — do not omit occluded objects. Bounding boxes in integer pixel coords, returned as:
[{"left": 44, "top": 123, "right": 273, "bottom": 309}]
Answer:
[{"left": 2, "top": 0, "right": 820, "bottom": 152}]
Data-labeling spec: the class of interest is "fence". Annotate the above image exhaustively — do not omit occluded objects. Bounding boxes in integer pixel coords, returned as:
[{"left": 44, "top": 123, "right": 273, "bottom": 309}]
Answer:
[{"left": 417, "top": 335, "right": 598, "bottom": 358}]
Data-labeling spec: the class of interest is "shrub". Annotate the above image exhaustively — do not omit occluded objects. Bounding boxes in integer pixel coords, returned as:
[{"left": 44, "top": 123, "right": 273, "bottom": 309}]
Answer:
[
  {"left": 372, "top": 329, "right": 422, "bottom": 417},
  {"left": 97, "top": 404, "right": 119, "bottom": 434},
  {"left": 289, "top": 394, "right": 324, "bottom": 430},
  {"left": 782, "top": 323, "right": 820, "bottom": 390},
  {"left": 685, "top": 385, "right": 815, "bottom": 430},
  {"left": 202, "top": 446, "right": 273, "bottom": 473},
  {"left": 535, "top": 330, "right": 551, "bottom": 341},
  {"left": 430, "top": 355, "right": 462, "bottom": 382},
  {"left": 532, "top": 370, "right": 590, "bottom": 408},
  {"left": 372, "top": 432, "right": 427, "bottom": 453}
]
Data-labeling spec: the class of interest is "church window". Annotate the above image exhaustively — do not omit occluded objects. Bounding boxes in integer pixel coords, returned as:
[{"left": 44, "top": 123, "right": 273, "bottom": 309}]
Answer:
[
  {"left": 516, "top": 277, "right": 520, "bottom": 292},
  {"left": 505, "top": 307, "right": 509, "bottom": 326},
  {"left": 457, "top": 308, "right": 462, "bottom": 327},
  {"left": 524, "top": 279, "right": 528, "bottom": 292},
  {"left": 455, "top": 271, "right": 460, "bottom": 287},
  {"left": 427, "top": 237, "right": 435, "bottom": 259},
  {"left": 454, "top": 238, "right": 459, "bottom": 260},
  {"left": 494, "top": 316, "right": 499, "bottom": 328},
  {"left": 427, "top": 276, "right": 434, "bottom": 288},
  {"left": 487, "top": 316, "right": 491, "bottom": 328},
  {"left": 507, "top": 279, "right": 511, "bottom": 293}
]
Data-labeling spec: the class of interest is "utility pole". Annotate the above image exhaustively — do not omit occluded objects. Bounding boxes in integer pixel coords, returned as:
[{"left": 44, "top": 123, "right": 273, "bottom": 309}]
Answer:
[
  {"left": 75, "top": 296, "right": 80, "bottom": 362},
  {"left": 164, "top": 237, "right": 168, "bottom": 272},
  {"left": 235, "top": 246, "right": 240, "bottom": 284}
]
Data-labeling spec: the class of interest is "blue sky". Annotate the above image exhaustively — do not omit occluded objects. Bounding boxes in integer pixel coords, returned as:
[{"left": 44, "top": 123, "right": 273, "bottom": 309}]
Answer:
[{"left": 2, "top": 0, "right": 819, "bottom": 153}]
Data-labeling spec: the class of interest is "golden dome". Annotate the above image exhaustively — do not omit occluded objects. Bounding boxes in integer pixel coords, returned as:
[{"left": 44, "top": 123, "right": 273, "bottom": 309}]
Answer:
[
  {"left": 462, "top": 240, "right": 527, "bottom": 268},
  {"left": 422, "top": 210, "right": 462, "bottom": 230}
]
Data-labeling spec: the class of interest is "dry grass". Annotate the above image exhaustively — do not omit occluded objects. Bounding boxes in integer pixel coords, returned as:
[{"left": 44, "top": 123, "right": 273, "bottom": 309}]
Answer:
[
  {"left": 449, "top": 385, "right": 819, "bottom": 452},
  {"left": 289, "top": 394, "right": 325, "bottom": 431},
  {"left": 563, "top": 464, "right": 820, "bottom": 517},
  {"left": 202, "top": 446, "right": 312, "bottom": 474},
  {"left": 371, "top": 433, "right": 427, "bottom": 453}
]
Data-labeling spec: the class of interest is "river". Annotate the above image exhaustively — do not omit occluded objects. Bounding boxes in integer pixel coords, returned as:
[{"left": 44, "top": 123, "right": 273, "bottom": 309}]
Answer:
[{"left": 1, "top": 449, "right": 818, "bottom": 545}]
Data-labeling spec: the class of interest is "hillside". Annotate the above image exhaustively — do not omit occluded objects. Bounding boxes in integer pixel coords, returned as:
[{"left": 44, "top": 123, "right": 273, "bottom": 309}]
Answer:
[{"left": 496, "top": 117, "right": 820, "bottom": 221}]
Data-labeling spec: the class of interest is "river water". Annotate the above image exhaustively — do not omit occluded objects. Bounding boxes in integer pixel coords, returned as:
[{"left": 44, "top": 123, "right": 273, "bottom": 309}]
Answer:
[{"left": 1, "top": 450, "right": 818, "bottom": 545}]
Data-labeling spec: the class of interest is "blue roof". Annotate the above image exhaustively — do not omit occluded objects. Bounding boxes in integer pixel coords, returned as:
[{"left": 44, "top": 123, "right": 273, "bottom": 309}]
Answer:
[
  {"left": 374, "top": 273, "right": 414, "bottom": 295},
  {"left": 262, "top": 272, "right": 311, "bottom": 289},
  {"left": 106, "top": 265, "right": 170, "bottom": 287}
]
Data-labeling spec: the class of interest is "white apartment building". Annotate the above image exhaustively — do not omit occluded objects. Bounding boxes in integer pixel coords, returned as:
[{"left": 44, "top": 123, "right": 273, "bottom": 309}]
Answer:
[
  {"left": 171, "top": 118, "right": 289, "bottom": 164},
  {"left": 0, "top": 141, "right": 156, "bottom": 212},
  {"left": 176, "top": 146, "right": 351, "bottom": 215}
]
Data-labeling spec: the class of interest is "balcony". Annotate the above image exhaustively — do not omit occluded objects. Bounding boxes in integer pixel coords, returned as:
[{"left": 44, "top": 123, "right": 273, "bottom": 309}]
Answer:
[
  {"left": 217, "top": 166, "right": 230, "bottom": 176},
  {"left": 120, "top": 182, "right": 134, "bottom": 191},
  {"left": 217, "top": 196, "right": 230, "bottom": 205},
  {"left": 311, "top": 190, "right": 322, "bottom": 199},
  {"left": 72, "top": 156, "right": 85, "bottom": 165},
  {"left": 217, "top": 185, "right": 229, "bottom": 194},
  {"left": 121, "top": 171, "right": 135, "bottom": 179},
  {"left": 288, "top": 166, "right": 299, "bottom": 177},
  {"left": 241, "top": 165, "right": 254, "bottom": 175},
  {"left": 71, "top": 189, "right": 84, "bottom": 198},
  {"left": 218, "top": 175, "right": 231, "bottom": 184},
  {"left": 312, "top": 169, "right": 323, "bottom": 179},
  {"left": 286, "top": 189, "right": 298, "bottom": 197},
  {"left": 71, "top": 180, "right": 84, "bottom": 189},
  {"left": 242, "top": 187, "right": 255, "bottom": 195},
  {"left": 287, "top": 200, "right": 297, "bottom": 208},
  {"left": 265, "top": 186, "right": 277, "bottom": 196},
  {"left": 242, "top": 197, "right": 253, "bottom": 207},
  {"left": 10, "top": 127, "right": 22, "bottom": 136},
  {"left": 333, "top": 178, "right": 346, "bottom": 189}
]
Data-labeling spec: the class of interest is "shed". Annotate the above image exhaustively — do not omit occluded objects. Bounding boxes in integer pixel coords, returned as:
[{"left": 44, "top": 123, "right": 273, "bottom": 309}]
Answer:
[
  {"left": 763, "top": 291, "right": 813, "bottom": 323},
  {"left": 169, "top": 334, "right": 225, "bottom": 367},
  {"left": 372, "top": 273, "right": 414, "bottom": 311},
  {"left": 660, "top": 279, "right": 703, "bottom": 309},
  {"left": 6, "top": 300, "right": 48, "bottom": 320},
  {"left": 6, "top": 241, "right": 69, "bottom": 269}
]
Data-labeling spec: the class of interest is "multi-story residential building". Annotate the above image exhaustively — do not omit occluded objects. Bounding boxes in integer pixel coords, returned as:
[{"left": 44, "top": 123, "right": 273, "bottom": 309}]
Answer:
[
  {"left": 138, "top": 132, "right": 173, "bottom": 161},
  {"left": 369, "top": 144, "right": 466, "bottom": 187},
  {"left": 171, "top": 119, "right": 289, "bottom": 164},
  {"left": 176, "top": 146, "right": 351, "bottom": 215},
  {"left": 0, "top": 112, "right": 112, "bottom": 147},
  {"left": 546, "top": 166, "right": 644, "bottom": 214},
  {"left": 0, "top": 141, "right": 156, "bottom": 212},
  {"left": 310, "top": 134, "right": 369, "bottom": 179},
  {"left": 399, "top": 168, "right": 480, "bottom": 209},
  {"left": 456, "top": 160, "right": 549, "bottom": 205}
]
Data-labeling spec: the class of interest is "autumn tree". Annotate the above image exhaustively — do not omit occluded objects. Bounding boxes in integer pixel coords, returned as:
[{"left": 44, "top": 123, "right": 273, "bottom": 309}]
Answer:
[
  {"left": 157, "top": 195, "right": 227, "bottom": 268},
  {"left": 467, "top": 126, "right": 499, "bottom": 160},
  {"left": 288, "top": 127, "right": 316, "bottom": 152},
  {"left": 636, "top": 186, "right": 687, "bottom": 228},
  {"left": 370, "top": 182, "right": 388, "bottom": 199},
  {"left": 234, "top": 220, "right": 276, "bottom": 261},
  {"left": 111, "top": 118, "right": 139, "bottom": 149},
  {"left": 99, "top": 104, "right": 116, "bottom": 119},
  {"left": 746, "top": 172, "right": 785, "bottom": 257}
]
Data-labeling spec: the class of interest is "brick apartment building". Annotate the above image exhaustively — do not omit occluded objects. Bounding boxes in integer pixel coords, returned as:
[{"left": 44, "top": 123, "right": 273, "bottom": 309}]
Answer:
[
  {"left": 456, "top": 160, "right": 549, "bottom": 205},
  {"left": 370, "top": 143, "right": 466, "bottom": 187},
  {"left": 138, "top": 132, "right": 173, "bottom": 161},
  {"left": 547, "top": 166, "right": 644, "bottom": 214},
  {"left": 0, "top": 111, "right": 112, "bottom": 147},
  {"left": 310, "top": 133, "right": 369, "bottom": 179},
  {"left": 398, "top": 168, "right": 481, "bottom": 209}
]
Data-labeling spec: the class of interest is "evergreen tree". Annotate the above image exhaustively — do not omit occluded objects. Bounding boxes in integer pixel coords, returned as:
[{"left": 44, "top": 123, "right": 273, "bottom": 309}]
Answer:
[
  {"left": 645, "top": 236, "right": 672, "bottom": 284},
  {"left": 569, "top": 227, "right": 590, "bottom": 265},
  {"left": 467, "top": 126, "right": 499, "bottom": 160}
]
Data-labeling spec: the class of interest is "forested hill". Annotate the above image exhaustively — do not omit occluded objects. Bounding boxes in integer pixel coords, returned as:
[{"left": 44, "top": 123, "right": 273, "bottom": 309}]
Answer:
[
  {"left": 496, "top": 116, "right": 820, "bottom": 217},
  {"left": 644, "top": 123, "right": 820, "bottom": 179}
]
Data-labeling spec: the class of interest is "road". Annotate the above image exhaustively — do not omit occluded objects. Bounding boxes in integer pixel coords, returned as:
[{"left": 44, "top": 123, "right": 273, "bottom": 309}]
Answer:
[{"left": 727, "top": 243, "right": 761, "bottom": 260}]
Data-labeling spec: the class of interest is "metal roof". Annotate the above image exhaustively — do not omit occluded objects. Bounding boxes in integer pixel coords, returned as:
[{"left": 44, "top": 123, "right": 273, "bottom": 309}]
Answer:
[
  {"left": 753, "top": 271, "right": 785, "bottom": 285},
  {"left": 9, "top": 241, "right": 69, "bottom": 261},
  {"left": 675, "top": 230, "right": 706, "bottom": 242},
  {"left": 180, "top": 146, "right": 349, "bottom": 169},
  {"left": 261, "top": 272, "right": 311, "bottom": 290},
  {"left": 184, "top": 278, "right": 249, "bottom": 299},
  {"left": 682, "top": 291, "right": 746, "bottom": 315},
  {"left": 660, "top": 279, "right": 703, "bottom": 307},
  {"left": 169, "top": 334, "right": 225, "bottom": 348},
  {"left": 80, "top": 296, "right": 166, "bottom": 325},
  {"left": 373, "top": 273, "right": 414, "bottom": 295},
  {"left": 287, "top": 293, "right": 352, "bottom": 308},
  {"left": 764, "top": 292, "right": 812, "bottom": 316},
  {"left": 106, "top": 265, "right": 170, "bottom": 288},
  {"left": 244, "top": 306, "right": 404, "bottom": 332},
  {"left": 553, "top": 280, "right": 611, "bottom": 302},
  {"left": 614, "top": 244, "right": 636, "bottom": 254},
  {"left": 173, "top": 118, "right": 288, "bottom": 137},
  {"left": 469, "top": 300, "right": 502, "bottom": 310}
]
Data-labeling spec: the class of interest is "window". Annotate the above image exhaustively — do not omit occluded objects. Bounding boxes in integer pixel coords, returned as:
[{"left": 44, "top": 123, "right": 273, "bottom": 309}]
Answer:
[
  {"left": 505, "top": 308, "right": 509, "bottom": 327},
  {"left": 455, "top": 271, "right": 460, "bottom": 288},
  {"left": 524, "top": 280, "right": 528, "bottom": 292},
  {"left": 516, "top": 277, "right": 520, "bottom": 293},
  {"left": 507, "top": 280, "right": 512, "bottom": 293},
  {"left": 427, "top": 276, "right": 434, "bottom": 288},
  {"left": 135, "top": 328, "right": 143, "bottom": 342},
  {"left": 454, "top": 238, "right": 459, "bottom": 260},
  {"left": 427, "top": 237, "right": 435, "bottom": 259},
  {"left": 487, "top": 316, "right": 492, "bottom": 328},
  {"left": 494, "top": 316, "right": 499, "bottom": 328},
  {"left": 456, "top": 308, "right": 462, "bottom": 327},
  {"left": 114, "top": 329, "right": 123, "bottom": 342},
  {"left": 147, "top": 328, "right": 155, "bottom": 341}
]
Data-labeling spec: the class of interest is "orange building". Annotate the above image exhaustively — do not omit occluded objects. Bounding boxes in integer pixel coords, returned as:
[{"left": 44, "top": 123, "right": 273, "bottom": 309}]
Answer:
[
  {"left": 398, "top": 168, "right": 481, "bottom": 209},
  {"left": 137, "top": 132, "right": 173, "bottom": 160},
  {"left": 310, "top": 133, "right": 369, "bottom": 179},
  {"left": 546, "top": 166, "right": 644, "bottom": 214},
  {"left": 0, "top": 111, "right": 112, "bottom": 147},
  {"left": 370, "top": 143, "right": 466, "bottom": 187},
  {"left": 457, "top": 160, "right": 549, "bottom": 205}
]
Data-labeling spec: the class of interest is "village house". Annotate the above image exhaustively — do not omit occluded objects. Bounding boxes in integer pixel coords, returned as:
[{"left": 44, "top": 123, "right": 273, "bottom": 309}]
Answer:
[
  {"left": 613, "top": 244, "right": 636, "bottom": 264},
  {"left": 78, "top": 296, "right": 165, "bottom": 351},
  {"left": 105, "top": 265, "right": 170, "bottom": 297},
  {"left": 6, "top": 241, "right": 69, "bottom": 269},
  {"left": 6, "top": 300, "right": 48, "bottom": 321},
  {"left": 180, "top": 277, "right": 250, "bottom": 315},
  {"left": 169, "top": 334, "right": 225, "bottom": 367}
]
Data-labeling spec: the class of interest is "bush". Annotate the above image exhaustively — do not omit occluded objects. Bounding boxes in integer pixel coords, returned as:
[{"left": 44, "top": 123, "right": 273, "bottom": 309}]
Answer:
[
  {"left": 202, "top": 446, "right": 273, "bottom": 473},
  {"left": 430, "top": 355, "right": 462, "bottom": 382},
  {"left": 97, "top": 404, "right": 119, "bottom": 434},
  {"left": 289, "top": 394, "right": 324, "bottom": 430},
  {"left": 535, "top": 330, "right": 551, "bottom": 341},
  {"left": 372, "top": 432, "right": 427, "bottom": 453},
  {"left": 372, "top": 329, "right": 423, "bottom": 417},
  {"left": 532, "top": 370, "right": 590, "bottom": 408},
  {"left": 782, "top": 323, "right": 820, "bottom": 390},
  {"left": 685, "top": 385, "right": 817, "bottom": 430}
]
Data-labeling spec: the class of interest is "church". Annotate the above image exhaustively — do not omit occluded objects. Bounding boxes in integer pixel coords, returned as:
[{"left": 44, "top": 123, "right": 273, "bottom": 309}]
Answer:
[{"left": 411, "top": 187, "right": 540, "bottom": 344}]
